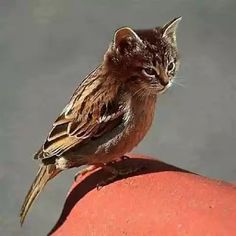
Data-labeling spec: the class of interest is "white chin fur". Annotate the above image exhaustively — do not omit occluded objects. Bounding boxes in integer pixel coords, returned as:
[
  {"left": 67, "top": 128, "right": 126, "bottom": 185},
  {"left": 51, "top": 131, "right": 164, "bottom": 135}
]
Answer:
[{"left": 166, "top": 79, "right": 173, "bottom": 89}]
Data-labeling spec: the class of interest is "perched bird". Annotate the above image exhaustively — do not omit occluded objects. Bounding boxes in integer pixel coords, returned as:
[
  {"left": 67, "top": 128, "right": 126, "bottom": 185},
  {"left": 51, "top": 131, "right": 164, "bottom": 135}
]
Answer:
[{"left": 20, "top": 17, "right": 182, "bottom": 225}]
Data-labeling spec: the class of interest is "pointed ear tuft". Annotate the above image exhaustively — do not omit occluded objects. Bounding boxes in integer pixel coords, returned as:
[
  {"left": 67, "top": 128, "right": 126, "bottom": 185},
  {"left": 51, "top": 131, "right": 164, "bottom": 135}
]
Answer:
[
  {"left": 113, "top": 27, "right": 143, "bottom": 52},
  {"left": 162, "top": 17, "right": 182, "bottom": 45}
]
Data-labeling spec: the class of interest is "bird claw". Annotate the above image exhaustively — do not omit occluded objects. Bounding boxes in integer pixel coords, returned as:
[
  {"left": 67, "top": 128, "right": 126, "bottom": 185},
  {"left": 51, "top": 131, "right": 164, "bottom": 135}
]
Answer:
[
  {"left": 74, "top": 173, "right": 80, "bottom": 182},
  {"left": 121, "top": 155, "right": 130, "bottom": 160},
  {"left": 110, "top": 155, "right": 130, "bottom": 165},
  {"left": 96, "top": 182, "right": 105, "bottom": 190}
]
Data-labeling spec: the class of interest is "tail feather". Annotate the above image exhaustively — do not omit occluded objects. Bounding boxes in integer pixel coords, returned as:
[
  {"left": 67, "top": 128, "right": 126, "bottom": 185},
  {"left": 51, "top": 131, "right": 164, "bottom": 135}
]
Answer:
[{"left": 20, "top": 164, "right": 61, "bottom": 225}]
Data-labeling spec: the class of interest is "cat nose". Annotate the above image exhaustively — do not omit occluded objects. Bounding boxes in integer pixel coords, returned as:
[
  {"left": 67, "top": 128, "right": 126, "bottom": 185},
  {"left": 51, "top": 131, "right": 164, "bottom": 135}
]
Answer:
[
  {"left": 157, "top": 65, "right": 169, "bottom": 86},
  {"left": 159, "top": 78, "right": 169, "bottom": 86}
]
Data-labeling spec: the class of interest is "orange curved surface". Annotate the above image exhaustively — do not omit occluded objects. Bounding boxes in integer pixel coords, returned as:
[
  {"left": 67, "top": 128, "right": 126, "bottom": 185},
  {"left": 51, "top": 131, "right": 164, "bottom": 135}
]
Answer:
[{"left": 50, "top": 154, "right": 236, "bottom": 236}]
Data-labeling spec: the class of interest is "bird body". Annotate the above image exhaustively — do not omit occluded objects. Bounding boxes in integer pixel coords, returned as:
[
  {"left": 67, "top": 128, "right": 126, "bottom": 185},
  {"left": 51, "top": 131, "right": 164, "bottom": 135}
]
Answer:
[{"left": 20, "top": 17, "right": 182, "bottom": 225}]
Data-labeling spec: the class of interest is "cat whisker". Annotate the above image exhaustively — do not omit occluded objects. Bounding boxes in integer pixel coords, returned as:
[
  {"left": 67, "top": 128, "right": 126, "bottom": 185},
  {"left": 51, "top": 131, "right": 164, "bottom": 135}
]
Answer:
[
  {"left": 171, "top": 80, "right": 186, "bottom": 88},
  {"left": 174, "top": 76, "right": 185, "bottom": 82},
  {"left": 175, "top": 76, "right": 185, "bottom": 79}
]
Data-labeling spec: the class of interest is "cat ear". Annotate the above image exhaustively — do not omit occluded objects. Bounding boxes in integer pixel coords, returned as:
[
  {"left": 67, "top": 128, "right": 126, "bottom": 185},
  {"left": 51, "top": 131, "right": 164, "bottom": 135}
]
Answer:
[
  {"left": 162, "top": 17, "right": 182, "bottom": 45},
  {"left": 113, "top": 27, "right": 143, "bottom": 51}
]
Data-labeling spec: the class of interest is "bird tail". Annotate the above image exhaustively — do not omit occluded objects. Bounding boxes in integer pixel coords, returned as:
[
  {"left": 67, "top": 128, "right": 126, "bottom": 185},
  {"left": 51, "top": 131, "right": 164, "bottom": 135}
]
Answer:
[{"left": 20, "top": 164, "right": 61, "bottom": 225}]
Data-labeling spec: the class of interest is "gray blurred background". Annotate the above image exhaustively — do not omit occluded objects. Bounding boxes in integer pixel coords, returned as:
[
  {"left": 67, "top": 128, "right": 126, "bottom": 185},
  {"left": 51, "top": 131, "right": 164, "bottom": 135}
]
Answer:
[{"left": 1, "top": 0, "right": 236, "bottom": 235}]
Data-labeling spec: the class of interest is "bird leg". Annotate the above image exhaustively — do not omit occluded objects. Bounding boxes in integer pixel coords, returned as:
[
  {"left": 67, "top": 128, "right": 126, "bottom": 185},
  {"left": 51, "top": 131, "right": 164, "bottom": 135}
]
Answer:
[
  {"left": 73, "top": 155, "right": 131, "bottom": 182},
  {"left": 74, "top": 165, "right": 98, "bottom": 181}
]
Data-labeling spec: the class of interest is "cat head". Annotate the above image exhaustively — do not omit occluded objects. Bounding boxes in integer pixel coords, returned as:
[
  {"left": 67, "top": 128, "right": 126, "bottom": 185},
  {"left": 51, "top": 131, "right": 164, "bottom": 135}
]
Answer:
[{"left": 104, "top": 17, "right": 182, "bottom": 96}]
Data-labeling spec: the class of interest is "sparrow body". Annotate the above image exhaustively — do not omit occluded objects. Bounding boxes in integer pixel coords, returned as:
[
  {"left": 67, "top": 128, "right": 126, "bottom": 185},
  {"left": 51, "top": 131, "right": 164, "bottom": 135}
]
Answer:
[{"left": 20, "top": 17, "right": 181, "bottom": 225}]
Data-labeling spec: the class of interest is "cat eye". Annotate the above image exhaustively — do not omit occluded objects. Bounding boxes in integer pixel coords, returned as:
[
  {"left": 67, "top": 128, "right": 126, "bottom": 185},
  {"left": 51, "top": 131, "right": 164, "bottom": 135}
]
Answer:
[
  {"left": 142, "top": 67, "right": 157, "bottom": 77},
  {"left": 167, "top": 61, "right": 175, "bottom": 72}
]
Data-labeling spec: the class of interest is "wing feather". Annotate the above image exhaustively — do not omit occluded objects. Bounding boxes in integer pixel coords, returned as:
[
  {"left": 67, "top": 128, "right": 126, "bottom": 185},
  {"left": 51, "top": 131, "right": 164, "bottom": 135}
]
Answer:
[{"left": 35, "top": 66, "right": 124, "bottom": 160}]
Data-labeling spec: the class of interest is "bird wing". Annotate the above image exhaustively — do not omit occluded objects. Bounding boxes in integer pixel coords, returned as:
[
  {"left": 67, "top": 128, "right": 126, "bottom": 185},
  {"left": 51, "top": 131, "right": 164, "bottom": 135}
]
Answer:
[{"left": 35, "top": 66, "right": 125, "bottom": 160}]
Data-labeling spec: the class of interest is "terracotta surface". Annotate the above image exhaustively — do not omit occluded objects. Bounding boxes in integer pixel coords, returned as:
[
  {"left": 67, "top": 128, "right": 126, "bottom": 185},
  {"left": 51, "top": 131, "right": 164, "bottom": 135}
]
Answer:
[{"left": 50, "top": 154, "right": 236, "bottom": 236}]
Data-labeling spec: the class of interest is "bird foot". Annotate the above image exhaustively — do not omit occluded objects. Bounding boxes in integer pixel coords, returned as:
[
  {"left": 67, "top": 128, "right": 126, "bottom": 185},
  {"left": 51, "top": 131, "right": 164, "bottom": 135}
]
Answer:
[{"left": 96, "top": 164, "right": 144, "bottom": 190}]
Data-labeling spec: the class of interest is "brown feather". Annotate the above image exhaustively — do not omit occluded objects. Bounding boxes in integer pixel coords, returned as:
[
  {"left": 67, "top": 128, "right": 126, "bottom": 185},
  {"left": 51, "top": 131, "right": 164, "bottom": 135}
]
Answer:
[
  {"left": 20, "top": 164, "right": 61, "bottom": 225},
  {"left": 39, "top": 66, "right": 123, "bottom": 160}
]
